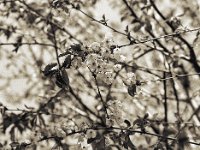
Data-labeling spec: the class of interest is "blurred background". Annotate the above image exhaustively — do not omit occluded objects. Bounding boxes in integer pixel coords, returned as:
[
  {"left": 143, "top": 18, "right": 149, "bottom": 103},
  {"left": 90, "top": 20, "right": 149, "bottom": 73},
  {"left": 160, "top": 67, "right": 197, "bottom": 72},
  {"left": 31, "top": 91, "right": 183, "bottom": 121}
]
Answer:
[{"left": 0, "top": 0, "right": 200, "bottom": 149}]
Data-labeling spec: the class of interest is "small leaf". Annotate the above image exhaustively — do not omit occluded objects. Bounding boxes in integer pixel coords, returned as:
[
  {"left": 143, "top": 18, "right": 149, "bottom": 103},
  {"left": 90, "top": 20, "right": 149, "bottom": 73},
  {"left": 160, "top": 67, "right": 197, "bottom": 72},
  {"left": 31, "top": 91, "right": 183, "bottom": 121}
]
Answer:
[
  {"left": 145, "top": 21, "right": 152, "bottom": 31},
  {"left": 127, "top": 32, "right": 131, "bottom": 41},
  {"left": 127, "top": 84, "right": 136, "bottom": 97},
  {"left": 75, "top": 4, "right": 80, "bottom": 9},
  {"left": 133, "top": 23, "right": 143, "bottom": 32},
  {"left": 24, "top": 105, "right": 34, "bottom": 110},
  {"left": 55, "top": 79, "right": 64, "bottom": 88},
  {"left": 4, "top": 28, "right": 11, "bottom": 40},
  {"left": 62, "top": 55, "right": 71, "bottom": 68},
  {"left": 100, "top": 14, "right": 108, "bottom": 25},
  {"left": 170, "top": 17, "right": 181, "bottom": 30},
  {"left": 131, "top": 19, "right": 139, "bottom": 24},
  {"left": 87, "top": 138, "right": 96, "bottom": 144},
  {"left": 110, "top": 45, "right": 117, "bottom": 54},
  {"left": 56, "top": 70, "right": 69, "bottom": 88},
  {"left": 143, "top": 113, "right": 149, "bottom": 119},
  {"left": 44, "top": 63, "right": 57, "bottom": 72},
  {"left": 121, "top": 15, "right": 127, "bottom": 22},
  {"left": 61, "top": 69, "right": 69, "bottom": 86},
  {"left": 0, "top": 106, "right": 8, "bottom": 115},
  {"left": 102, "top": 14, "right": 105, "bottom": 20},
  {"left": 125, "top": 135, "right": 136, "bottom": 150},
  {"left": 125, "top": 25, "right": 129, "bottom": 33},
  {"left": 133, "top": 118, "right": 140, "bottom": 126},
  {"left": 30, "top": 117, "right": 36, "bottom": 127},
  {"left": 13, "top": 36, "right": 23, "bottom": 53},
  {"left": 43, "top": 63, "right": 57, "bottom": 76},
  {"left": 10, "top": 142, "right": 19, "bottom": 148},
  {"left": 71, "top": 44, "right": 82, "bottom": 52},
  {"left": 124, "top": 119, "right": 131, "bottom": 127}
]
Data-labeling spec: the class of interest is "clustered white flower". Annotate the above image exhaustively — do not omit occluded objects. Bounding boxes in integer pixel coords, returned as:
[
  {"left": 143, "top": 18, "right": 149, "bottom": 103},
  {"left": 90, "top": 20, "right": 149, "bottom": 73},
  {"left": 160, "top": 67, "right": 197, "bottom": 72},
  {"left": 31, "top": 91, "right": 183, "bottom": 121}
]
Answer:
[
  {"left": 69, "top": 34, "right": 140, "bottom": 133},
  {"left": 86, "top": 129, "right": 97, "bottom": 138},
  {"left": 101, "top": 47, "right": 111, "bottom": 59},
  {"left": 79, "top": 34, "right": 128, "bottom": 85},
  {"left": 113, "top": 47, "right": 121, "bottom": 60},
  {"left": 69, "top": 33, "right": 136, "bottom": 88},
  {"left": 89, "top": 42, "right": 101, "bottom": 52},
  {"left": 102, "top": 33, "right": 115, "bottom": 47},
  {"left": 113, "top": 64, "right": 122, "bottom": 72},
  {"left": 126, "top": 72, "right": 136, "bottom": 85},
  {"left": 107, "top": 100, "right": 123, "bottom": 125},
  {"left": 104, "top": 71, "right": 113, "bottom": 84}
]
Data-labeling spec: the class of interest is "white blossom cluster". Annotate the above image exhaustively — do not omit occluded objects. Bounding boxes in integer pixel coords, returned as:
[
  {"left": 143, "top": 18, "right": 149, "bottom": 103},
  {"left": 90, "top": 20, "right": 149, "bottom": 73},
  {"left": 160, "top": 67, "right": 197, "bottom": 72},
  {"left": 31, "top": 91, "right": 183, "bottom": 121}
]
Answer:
[{"left": 71, "top": 34, "right": 131, "bottom": 85}]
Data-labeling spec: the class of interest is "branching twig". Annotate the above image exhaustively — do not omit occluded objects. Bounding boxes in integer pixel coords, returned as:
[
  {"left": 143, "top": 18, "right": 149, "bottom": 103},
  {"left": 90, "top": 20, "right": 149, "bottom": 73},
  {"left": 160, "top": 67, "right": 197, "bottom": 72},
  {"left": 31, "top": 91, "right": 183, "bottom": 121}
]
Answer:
[
  {"left": 119, "top": 27, "right": 200, "bottom": 48},
  {"left": 18, "top": 0, "right": 82, "bottom": 44},
  {"left": 163, "top": 71, "right": 169, "bottom": 148},
  {"left": 87, "top": 67, "right": 109, "bottom": 121},
  {"left": 149, "top": 0, "right": 200, "bottom": 74},
  {"left": 51, "top": 25, "right": 61, "bottom": 69},
  {"left": 29, "top": 126, "right": 200, "bottom": 146},
  {"left": 0, "top": 42, "right": 55, "bottom": 47}
]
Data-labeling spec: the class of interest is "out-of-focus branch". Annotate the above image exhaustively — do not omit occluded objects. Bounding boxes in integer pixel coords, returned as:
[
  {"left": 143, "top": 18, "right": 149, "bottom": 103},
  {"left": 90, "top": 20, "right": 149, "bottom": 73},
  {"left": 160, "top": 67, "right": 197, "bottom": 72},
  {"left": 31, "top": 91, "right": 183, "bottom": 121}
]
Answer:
[
  {"left": 163, "top": 71, "right": 169, "bottom": 149},
  {"left": 68, "top": 86, "right": 103, "bottom": 122},
  {"left": 18, "top": 0, "right": 82, "bottom": 44},
  {"left": 147, "top": 72, "right": 200, "bottom": 83},
  {"left": 87, "top": 67, "right": 108, "bottom": 123},
  {"left": 187, "top": 106, "right": 200, "bottom": 122},
  {"left": 27, "top": 126, "right": 200, "bottom": 146},
  {"left": 149, "top": 0, "right": 200, "bottom": 74},
  {"left": 0, "top": 42, "right": 55, "bottom": 47},
  {"left": 51, "top": 25, "right": 61, "bottom": 68},
  {"left": 119, "top": 27, "right": 200, "bottom": 48}
]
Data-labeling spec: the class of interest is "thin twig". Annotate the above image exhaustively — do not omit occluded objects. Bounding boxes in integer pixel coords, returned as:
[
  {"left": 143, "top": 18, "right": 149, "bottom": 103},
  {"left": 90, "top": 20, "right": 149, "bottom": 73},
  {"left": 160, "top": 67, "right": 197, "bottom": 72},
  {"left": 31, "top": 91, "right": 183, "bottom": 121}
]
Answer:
[
  {"left": 87, "top": 67, "right": 109, "bottom": 121},
  {"left": 163, "top": 71, "right": 169, "bottom": 148},
  {"left": 149, "top": 0, "right": 200, "bottom": 74},
  {"left": 119, "top": 27, "right": 200, "bottom": 48},
  {"left": 18, "top": 0, "right": 82, "bottom": 44},
  {"left": 31, "top": 126, "right": 200, "bottom": 146},
  {"left": 51, "top": 25, "right": 61, "bottom": 69},
  {"left": 0, "top": 42, "right": 55, "bottom": 47}
]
